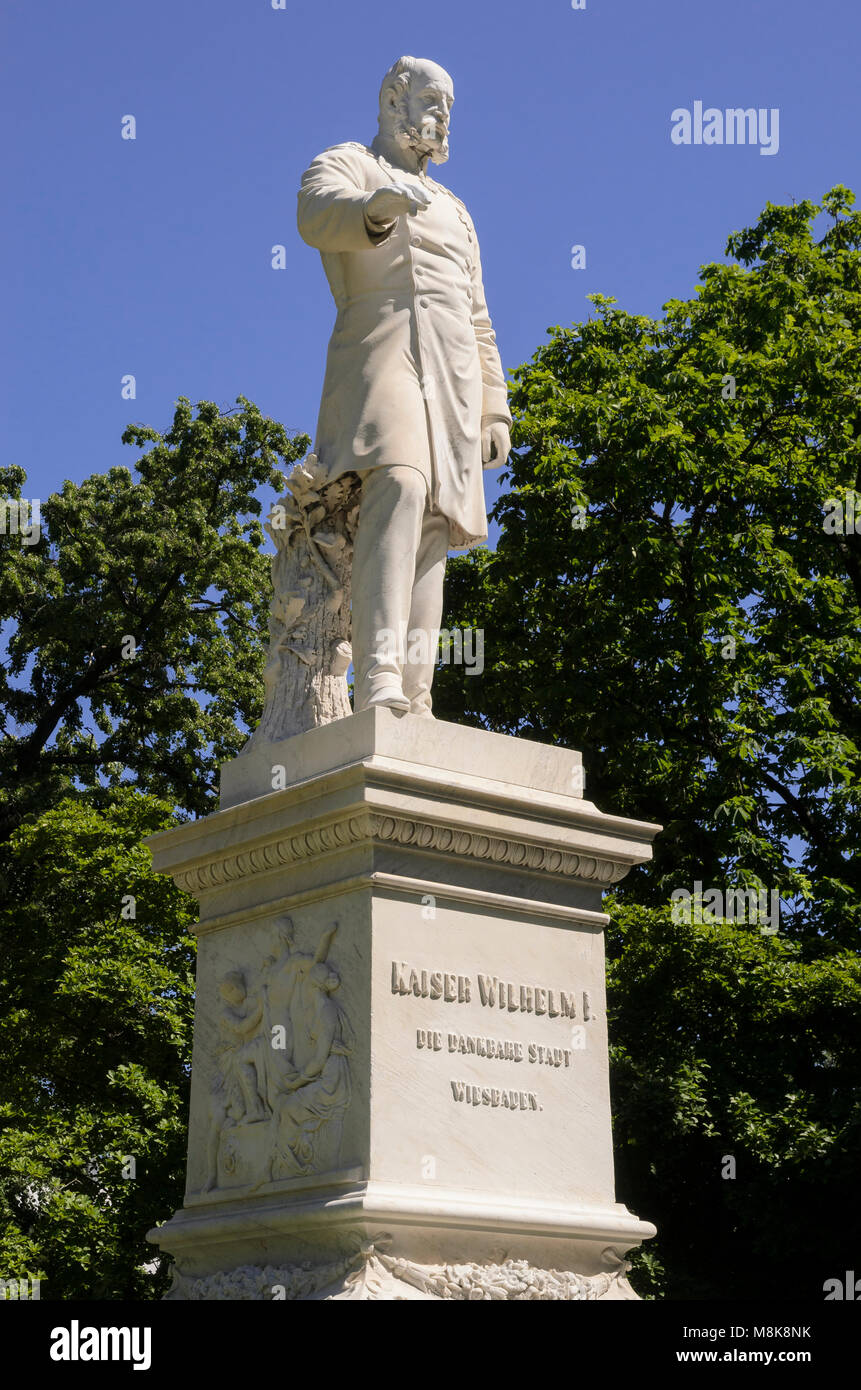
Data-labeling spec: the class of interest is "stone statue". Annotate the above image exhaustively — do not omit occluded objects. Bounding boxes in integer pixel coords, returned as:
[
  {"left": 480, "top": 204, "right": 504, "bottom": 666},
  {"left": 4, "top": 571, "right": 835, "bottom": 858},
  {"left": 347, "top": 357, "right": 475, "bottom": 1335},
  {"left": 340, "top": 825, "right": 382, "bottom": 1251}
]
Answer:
[{"left": 295, "top": 55, "right": 511, "bottom": 719}]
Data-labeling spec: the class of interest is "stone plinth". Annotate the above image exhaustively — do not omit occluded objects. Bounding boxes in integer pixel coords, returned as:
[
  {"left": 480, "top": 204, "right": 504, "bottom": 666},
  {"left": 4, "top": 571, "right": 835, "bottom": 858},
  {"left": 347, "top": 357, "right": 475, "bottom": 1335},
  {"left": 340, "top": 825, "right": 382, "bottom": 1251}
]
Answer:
[{"left": 145, "top": 710, "right": 660, "bottom": 1300}]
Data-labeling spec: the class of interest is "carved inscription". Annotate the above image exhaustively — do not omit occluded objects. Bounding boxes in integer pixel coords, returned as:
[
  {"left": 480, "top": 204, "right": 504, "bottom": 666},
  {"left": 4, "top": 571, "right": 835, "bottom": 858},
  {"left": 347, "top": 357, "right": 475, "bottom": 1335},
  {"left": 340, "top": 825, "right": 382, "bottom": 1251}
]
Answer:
[
  {"left": 392, "top": 960, "right": 593, "bottom": 1114},
  {"left": 451, "top": 1082, "right": 541, "bottom": 1110}
]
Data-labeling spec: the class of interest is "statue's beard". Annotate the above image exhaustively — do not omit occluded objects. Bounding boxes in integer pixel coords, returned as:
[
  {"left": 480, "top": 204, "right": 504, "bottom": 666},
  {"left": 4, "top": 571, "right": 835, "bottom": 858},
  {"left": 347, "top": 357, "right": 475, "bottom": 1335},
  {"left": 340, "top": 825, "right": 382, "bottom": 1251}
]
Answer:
[{"left": 392, "top": 114, "right": 450, "bottom": 165}]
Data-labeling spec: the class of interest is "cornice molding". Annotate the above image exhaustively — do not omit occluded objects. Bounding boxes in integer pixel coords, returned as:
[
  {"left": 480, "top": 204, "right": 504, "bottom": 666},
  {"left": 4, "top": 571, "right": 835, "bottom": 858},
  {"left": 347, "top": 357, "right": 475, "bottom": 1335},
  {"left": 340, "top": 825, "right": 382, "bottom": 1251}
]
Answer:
[{"left": 171, "top": 811, "right": 631, "bottom": 896}]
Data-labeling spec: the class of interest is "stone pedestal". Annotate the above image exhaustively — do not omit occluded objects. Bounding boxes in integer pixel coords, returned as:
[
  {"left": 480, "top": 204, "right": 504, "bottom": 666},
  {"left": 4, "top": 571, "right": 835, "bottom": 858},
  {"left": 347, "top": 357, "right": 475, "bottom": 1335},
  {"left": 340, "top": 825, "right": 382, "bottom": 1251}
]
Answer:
[{"left": 145, "top": 710, "right": 660, "bottom": 1300}]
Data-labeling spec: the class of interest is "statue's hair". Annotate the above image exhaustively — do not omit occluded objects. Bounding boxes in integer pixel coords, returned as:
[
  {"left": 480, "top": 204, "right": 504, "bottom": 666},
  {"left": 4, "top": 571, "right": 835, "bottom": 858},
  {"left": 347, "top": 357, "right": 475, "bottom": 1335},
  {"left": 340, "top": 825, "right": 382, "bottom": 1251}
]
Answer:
[{"left": 378, "top": 56, "right": 418, "bottom": 115}]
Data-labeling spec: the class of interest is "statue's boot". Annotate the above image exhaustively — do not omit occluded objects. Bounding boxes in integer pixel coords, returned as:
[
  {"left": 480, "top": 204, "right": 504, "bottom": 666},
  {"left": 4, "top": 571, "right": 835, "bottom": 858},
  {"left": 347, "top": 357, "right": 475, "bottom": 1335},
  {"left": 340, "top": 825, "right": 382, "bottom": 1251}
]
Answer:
[{"left": 366, "top": 684, "right": 410, "bottom": 713}]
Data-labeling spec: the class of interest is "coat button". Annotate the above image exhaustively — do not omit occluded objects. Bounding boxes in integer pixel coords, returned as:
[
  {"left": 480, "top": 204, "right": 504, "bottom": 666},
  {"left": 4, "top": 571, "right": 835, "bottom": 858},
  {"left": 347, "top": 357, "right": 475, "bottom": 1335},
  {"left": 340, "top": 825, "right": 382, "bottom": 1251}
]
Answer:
[
  {"left": 419, "top": 297, "right": 430, "bottom": 308},
  {"left": 411, "top": 236, "right": 422, "bottom": 246}
]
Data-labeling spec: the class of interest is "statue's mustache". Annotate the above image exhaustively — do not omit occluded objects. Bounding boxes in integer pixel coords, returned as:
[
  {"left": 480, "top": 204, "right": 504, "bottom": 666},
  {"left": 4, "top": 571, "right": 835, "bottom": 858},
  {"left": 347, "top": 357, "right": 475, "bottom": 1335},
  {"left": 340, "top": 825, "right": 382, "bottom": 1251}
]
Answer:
[{"left": 396, "top": 118, "right": 450, "bottom": 164}]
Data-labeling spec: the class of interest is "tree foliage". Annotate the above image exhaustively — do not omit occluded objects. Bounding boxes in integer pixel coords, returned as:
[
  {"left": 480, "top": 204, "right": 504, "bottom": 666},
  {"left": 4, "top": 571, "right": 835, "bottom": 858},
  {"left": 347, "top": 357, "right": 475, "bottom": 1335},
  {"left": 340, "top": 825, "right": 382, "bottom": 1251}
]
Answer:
[
  {"left": 439, "top": 187, "right": 860, "bottom": 948},
  {"left": 0, "top": 792, "right": 195, "bottom": 1299},
  {"left": 0, "top": 397, "right": 308, "bottom": 829},
  {"left": 438, "top": 187, "right": 861, "bottom": 1297},
  {"left": 607, "top": 902, "right": 861, "bottom": 1299}
]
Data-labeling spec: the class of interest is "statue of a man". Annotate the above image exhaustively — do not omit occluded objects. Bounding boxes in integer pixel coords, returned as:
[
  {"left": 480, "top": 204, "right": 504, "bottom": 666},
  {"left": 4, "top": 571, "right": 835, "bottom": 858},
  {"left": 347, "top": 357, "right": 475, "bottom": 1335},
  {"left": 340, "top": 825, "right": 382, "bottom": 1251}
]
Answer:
[{"left": 297, "top": 56, "right": 511, "bottom": 718}]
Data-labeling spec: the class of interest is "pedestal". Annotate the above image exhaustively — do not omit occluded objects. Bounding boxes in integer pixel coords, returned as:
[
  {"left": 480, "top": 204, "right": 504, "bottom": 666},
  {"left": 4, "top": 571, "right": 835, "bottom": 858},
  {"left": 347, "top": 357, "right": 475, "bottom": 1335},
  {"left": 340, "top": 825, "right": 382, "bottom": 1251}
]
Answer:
[{"left": 145, "top": 709, "right": 660, "bottom": 1300}]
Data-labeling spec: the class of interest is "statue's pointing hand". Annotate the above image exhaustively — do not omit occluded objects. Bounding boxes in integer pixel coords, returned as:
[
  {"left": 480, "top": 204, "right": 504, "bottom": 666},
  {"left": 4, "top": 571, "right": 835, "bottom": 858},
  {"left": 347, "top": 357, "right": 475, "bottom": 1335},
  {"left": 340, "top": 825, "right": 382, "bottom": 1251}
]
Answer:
[{"left": 365, "top": 182, "right": 432, "bottom": 226}]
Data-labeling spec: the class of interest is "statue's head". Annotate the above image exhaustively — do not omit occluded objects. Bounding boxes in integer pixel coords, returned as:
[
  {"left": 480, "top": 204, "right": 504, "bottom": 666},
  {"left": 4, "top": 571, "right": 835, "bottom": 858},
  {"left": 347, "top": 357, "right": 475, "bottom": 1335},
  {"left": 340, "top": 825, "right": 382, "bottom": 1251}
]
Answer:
[
  {"left": 219, "top": 971, "right": 246, "bottom": 1006},
  {"left": 377, "top": 56, "right": 454, "bottom": 165}
]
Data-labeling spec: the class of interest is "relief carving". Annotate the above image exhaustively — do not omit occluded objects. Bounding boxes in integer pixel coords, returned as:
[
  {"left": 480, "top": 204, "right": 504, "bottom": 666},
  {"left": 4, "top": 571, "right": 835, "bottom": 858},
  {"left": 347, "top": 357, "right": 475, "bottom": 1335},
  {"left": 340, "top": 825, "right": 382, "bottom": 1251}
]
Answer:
[
  {"left": 262, "top": 919, "right": 353, "bottom": 1179},
  {"left": 198, "top": 919, "right": 352, "bottom": 1194},
  {"left": 166, "top": 1235, "right": 638, "bottom": 1301}
]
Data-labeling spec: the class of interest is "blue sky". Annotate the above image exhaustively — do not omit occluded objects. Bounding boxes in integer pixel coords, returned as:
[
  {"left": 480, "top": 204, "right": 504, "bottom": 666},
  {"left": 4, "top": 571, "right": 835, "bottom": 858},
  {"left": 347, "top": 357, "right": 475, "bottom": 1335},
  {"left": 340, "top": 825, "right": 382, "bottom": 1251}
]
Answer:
[{"left": 2, "top": 0, "right": 858, "bottom": 519}]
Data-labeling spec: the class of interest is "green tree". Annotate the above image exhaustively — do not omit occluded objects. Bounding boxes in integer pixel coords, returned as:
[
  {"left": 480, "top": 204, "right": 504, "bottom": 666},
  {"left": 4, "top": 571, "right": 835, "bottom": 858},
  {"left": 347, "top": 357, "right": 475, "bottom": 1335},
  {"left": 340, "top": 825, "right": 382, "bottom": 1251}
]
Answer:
[
  {"left": 0, "top": 792, "right": 195, "bottom": 1299},
  {"left": 437, "top": 187, "right": 861, "bottom": 1296},
  {"left": 608, "top": 902, "right": 861, "bottom": 1300},
  {"left": 0, "top": 396, "right": 308, "bottom": 832}
]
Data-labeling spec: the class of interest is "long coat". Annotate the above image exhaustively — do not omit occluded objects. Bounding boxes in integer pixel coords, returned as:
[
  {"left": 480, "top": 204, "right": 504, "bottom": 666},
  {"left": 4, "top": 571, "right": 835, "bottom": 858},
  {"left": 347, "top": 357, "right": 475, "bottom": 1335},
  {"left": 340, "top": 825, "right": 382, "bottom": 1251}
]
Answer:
[{"left": 297, "top": 143, "right": 511, "bottom": 549}]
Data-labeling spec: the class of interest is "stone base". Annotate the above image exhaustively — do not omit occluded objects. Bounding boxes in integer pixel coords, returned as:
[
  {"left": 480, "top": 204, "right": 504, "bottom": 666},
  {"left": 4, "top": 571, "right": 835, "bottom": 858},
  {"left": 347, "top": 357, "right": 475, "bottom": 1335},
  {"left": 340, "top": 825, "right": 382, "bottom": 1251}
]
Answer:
[
  {"left": 158, "top": 1179, "right": 649, "bottom": 1301},
  {"left": 167, "top": 1244, "right": 640, "bottom": 1302},
  {"left": 146, "top": 711, "right": 660, "bottom": 1300}
]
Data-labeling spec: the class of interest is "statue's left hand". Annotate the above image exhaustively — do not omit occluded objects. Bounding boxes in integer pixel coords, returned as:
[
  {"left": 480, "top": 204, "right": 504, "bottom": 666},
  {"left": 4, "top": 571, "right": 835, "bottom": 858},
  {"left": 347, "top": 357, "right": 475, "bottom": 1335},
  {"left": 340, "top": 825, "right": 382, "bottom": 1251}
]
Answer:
[{"left": 481, "top": 420, "right": 511, "bottom": 469}]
